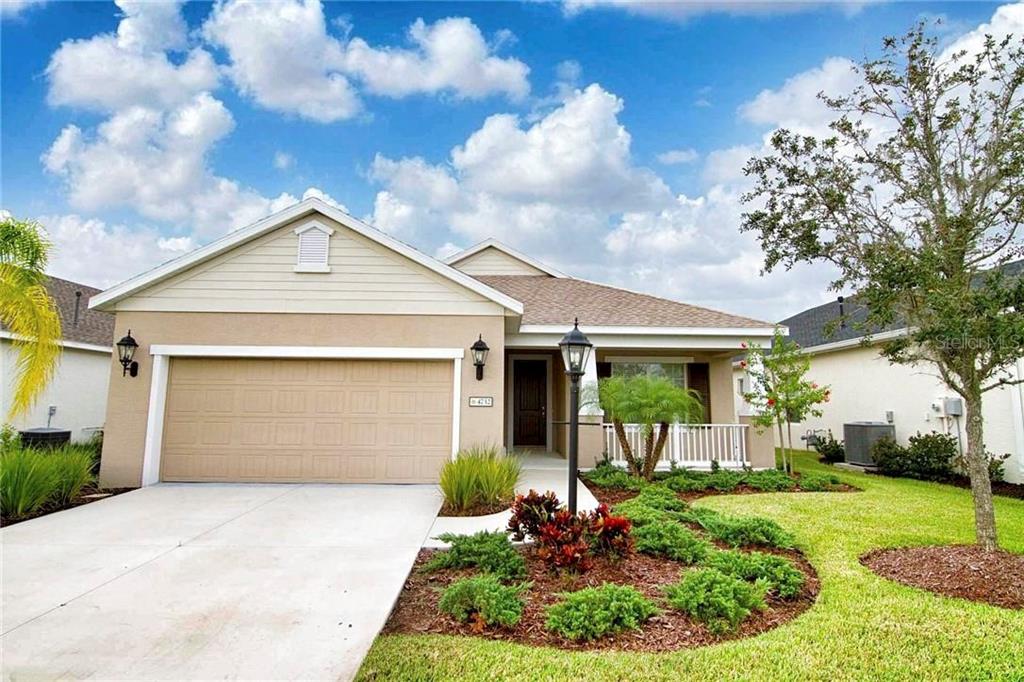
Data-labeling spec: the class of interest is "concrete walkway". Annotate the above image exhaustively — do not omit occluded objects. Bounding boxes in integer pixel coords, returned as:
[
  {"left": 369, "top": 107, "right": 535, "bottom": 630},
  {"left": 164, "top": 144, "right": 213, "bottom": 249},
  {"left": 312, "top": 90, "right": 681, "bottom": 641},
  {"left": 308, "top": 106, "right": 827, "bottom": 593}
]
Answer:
[
  {"left": 424, "top": 454, "right": 600, "bottom": 547},
  {"left": 1, "top": 483, "right": 441, "bottom": 681}
]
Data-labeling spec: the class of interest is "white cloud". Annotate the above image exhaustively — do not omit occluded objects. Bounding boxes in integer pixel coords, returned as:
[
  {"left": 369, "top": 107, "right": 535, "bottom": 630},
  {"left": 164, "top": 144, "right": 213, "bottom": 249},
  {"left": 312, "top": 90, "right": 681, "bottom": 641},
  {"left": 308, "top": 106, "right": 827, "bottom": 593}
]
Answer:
[
  {"left": 45, "top": 0, "right": 218, "bottom": 112},
  {"left": 203, "top": 1, "right": 529, "bottom": 122},
  {"left": 343, "top": 17, "right": 530, "bottom": 101},
  {"left": 657, "top": 148, "right": 699, "bottom": 165},
  {"left": 563, "top": 0, "right": 882, "bottom": 22},
  {"left": 740, "top": 56, "right": 859, "bottom": 135},
  {"left": 274, "top": 151, "right": 295, "bottom": 170},
  {"left": 1, "top": 0, "right": 45, "bottom": 18}
]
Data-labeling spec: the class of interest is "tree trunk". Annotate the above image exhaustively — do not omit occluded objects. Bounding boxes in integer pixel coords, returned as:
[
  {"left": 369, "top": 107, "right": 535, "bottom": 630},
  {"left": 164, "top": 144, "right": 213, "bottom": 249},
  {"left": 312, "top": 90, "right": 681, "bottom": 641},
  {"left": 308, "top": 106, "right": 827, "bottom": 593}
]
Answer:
[
  {"left": 613, "top": 419, "right": 640, "bottom": 477},
  {"left": 642, "top": 425, "right": 656, "bottom": 480},
  {"left": 647, "top": 422, "right": 670, "bottom": 479},
  {"left": 964, "top": 390, "right": 999, "bottom": 551},
  {"left": 776, "top": 419, "right": 787, "bottom": 473},
  {"left": 786, "top": 420, "right": 795, "bottom": 474}
]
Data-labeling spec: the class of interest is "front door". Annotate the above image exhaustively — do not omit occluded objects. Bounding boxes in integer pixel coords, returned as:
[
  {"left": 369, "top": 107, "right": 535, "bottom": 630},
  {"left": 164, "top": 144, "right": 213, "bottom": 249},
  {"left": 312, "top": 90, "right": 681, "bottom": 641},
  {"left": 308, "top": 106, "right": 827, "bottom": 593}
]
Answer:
[{"left": 513, "top": 359, "right": 547, "bottom": 447}]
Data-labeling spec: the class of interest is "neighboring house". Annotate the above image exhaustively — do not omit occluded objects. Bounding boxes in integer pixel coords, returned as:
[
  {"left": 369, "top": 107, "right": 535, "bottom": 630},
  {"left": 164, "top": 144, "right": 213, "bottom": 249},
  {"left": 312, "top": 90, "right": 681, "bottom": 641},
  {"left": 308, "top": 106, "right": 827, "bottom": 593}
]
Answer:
[
  {"left": 1, "top": 276, "right": 114, "bottom": 442},
  {"left": 90, "top": 198, "right": 777, "bottom": 488},
  {"left": 734, "top": 293, "right": 1024, "bottom": 484}
]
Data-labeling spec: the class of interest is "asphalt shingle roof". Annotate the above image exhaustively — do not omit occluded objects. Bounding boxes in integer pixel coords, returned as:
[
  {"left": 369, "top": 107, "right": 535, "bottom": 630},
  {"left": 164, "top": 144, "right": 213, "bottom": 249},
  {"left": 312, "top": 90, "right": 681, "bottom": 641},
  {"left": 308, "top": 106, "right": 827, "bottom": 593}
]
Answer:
[
  {"left": 475, "top": 275, "right": 773, "bottom": 328},
  {"left": 1, "top": 276, "right": 115, "bottom": 348}
]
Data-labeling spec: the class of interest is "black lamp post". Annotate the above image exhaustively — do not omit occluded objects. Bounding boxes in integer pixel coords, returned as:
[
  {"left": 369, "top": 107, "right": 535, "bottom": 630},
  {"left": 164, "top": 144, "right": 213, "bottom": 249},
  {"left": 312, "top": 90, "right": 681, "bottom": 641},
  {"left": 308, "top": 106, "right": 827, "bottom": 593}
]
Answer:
[
  {"left": 470, "top": 335, "right": 489, "bottom": 380},
  {"left": 558, "top": 318, "right": 592, "bottom": 514},
  {"left": 116, "top": 330, "right": 139, "bottom": 377}
]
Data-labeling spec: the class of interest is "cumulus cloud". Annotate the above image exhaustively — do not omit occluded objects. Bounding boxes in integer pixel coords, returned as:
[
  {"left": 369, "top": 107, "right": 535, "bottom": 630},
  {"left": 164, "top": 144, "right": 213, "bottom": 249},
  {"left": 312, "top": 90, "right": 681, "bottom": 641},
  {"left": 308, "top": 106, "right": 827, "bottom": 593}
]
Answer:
[
  {"left": 1, "top": 0, "right": 46, "bottom": 18},
  {"left": 657, "top": 148, "right": 699, "bottom": 165},
  {"left": 740, "top": 56, "right": 860, "bottom": 135},
  {"left": 562, "top": 0, "right": 881, "bottom": 22},
  {"left": 203, "top": 0, "right": 529, "bottom": 122}
]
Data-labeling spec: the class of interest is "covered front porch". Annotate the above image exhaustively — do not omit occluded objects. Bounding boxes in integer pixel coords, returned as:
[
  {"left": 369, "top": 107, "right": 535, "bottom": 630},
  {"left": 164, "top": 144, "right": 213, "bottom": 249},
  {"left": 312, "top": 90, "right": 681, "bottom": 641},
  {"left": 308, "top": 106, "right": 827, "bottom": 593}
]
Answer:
[{"left": 501, "top": 342, "right": 775, "bottom": 471}]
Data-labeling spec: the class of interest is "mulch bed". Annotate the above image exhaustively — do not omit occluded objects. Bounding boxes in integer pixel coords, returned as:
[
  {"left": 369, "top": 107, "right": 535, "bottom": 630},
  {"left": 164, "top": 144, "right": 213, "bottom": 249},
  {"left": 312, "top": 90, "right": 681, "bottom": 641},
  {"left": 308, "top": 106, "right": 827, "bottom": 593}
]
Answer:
[
  {"left": 383, "top": 545, "right": 819, "bottom": 652},
  {"left": 438, "top": 499, "right": 511, "bottom": 518},
  {"left": 582, "top": 474, "right": 859, "bottom": 507},
  {"left": 861, "top": 545, "right": 1024, "bottom": 610},
  {"left": 949, "top": 476, "right": 1024, "bottom": 501},
  {"left": 0, "top": 485, "right": 135, "bottom": 527}
]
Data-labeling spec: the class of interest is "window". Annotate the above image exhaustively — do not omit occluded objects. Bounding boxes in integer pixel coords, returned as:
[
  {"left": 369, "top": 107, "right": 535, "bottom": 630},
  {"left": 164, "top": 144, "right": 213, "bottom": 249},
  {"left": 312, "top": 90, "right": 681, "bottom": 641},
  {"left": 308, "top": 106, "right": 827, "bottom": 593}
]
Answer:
[
  {"left": 611, "top": 361, "right": 686, "bottom": 388},
  {"left": 294, "top": 222, "right": 334, "bottom": 272}
]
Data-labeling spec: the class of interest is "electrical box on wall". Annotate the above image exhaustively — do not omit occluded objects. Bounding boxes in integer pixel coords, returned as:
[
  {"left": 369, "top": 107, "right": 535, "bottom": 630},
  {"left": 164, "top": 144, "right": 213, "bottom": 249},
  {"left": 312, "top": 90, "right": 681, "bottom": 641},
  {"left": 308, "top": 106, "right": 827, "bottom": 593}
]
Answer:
[{"left": 942, "top": 397, "right": 964, "bottom": 417}]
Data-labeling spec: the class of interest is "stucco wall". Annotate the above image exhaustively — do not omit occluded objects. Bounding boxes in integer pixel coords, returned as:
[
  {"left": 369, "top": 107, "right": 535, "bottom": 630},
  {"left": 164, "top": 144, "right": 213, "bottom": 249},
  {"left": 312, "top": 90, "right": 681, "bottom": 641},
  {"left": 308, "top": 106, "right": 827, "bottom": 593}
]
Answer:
[
  {"left": 99, "top": 311, "right": 505, "bottom": 487},
  {"left": 734, "top": 346, "right": 1024, "bottom": 484},
  {"left": 2, "top": 340, "right": 111, "bottom": 442}
]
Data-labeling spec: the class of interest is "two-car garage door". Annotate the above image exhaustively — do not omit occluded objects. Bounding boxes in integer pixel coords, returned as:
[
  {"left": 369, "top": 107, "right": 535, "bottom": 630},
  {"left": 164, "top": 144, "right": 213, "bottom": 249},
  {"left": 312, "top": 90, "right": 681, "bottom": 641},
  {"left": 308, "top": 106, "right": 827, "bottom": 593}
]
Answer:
[{"left": 160, "top": 357, "right": 453, "bottom": 483}]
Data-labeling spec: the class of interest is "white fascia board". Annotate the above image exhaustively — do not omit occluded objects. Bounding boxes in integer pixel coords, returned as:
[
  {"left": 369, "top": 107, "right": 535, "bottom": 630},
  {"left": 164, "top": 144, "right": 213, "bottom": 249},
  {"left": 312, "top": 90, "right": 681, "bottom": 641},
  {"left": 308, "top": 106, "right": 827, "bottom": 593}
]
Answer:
[
  {"left": 444, "top": 238, "right": 568, "bottom": 278},
  {"left": 517, "top": 324, "right": 781, "bottom": 337},
  {"left": 799, "top": 327, "right": 909, "bottom": 356},
  {"left": 148, "top": 344, "right": 465, "bottom": 360},
  {"left": 89, "top": 198, "right": 523, "bottom": 315},
  {"left": 505, "top": 333, "right": 766, "bottom": 350},
  {"left": 0, "top": 331, "right": 112, "bottom": 354}
]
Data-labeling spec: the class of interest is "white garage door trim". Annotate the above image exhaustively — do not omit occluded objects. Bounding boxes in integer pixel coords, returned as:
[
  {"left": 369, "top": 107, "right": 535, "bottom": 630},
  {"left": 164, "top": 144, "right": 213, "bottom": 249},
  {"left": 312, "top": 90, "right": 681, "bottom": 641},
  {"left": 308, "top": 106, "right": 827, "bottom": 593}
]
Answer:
[{"left": 142, "top": 345, "right": 464, "bottom": 486}]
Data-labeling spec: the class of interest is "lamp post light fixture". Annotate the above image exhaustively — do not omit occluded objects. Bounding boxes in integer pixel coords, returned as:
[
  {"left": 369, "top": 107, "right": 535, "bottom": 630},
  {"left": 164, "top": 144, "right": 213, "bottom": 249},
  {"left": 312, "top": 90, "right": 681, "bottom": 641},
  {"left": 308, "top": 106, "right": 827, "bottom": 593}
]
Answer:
[
  {"left": 470, "top": 334, "right": 489, "bottom": 381},
  {"left": 116, "top": 330, "right": 139, "bottom": 378},
  {"left": 558, "top": 318, "right": 593, "bottom": 514}
]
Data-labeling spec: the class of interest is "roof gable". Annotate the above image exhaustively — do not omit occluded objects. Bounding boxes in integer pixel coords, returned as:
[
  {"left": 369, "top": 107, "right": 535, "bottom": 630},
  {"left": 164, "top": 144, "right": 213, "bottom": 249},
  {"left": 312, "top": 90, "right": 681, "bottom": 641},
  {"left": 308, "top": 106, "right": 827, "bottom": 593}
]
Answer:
[
  {"left": 445, "top": 239, "right": 567, "bottom": 278},
  {"left": 90, "top": 199, "right": 522, "bottom": 315},
  {"left": 1, "top": 276, "right": 114, "bottom": 348}
]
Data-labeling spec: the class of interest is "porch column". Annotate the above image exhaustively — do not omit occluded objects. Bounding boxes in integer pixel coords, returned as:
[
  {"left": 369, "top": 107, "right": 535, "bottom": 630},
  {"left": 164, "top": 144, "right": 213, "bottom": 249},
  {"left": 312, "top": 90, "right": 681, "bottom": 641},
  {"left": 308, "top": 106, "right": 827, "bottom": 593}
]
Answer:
[{"left": 578, "top": 344, "right": 605, "bottom": 468}]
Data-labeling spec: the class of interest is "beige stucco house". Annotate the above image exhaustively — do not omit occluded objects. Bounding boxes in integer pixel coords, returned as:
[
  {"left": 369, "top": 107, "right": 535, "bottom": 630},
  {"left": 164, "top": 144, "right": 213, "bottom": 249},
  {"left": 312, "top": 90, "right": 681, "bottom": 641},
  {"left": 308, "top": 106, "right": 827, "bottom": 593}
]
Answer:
[{"left": 90, "top": 198, "right": 776, "bottom": 488}]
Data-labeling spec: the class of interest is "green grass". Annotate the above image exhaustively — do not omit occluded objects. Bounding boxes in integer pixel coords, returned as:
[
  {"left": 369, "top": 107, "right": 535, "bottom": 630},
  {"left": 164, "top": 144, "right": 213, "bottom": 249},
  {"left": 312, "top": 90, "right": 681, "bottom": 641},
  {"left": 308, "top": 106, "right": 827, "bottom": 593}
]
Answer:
[{"left": 357, "top": 450, "right": 1024, "bottom": 681}]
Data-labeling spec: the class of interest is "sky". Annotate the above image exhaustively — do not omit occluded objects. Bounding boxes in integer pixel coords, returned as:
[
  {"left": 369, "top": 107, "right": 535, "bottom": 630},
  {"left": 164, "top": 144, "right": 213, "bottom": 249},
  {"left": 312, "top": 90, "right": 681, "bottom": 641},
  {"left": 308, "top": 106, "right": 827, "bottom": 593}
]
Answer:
[{"left": 1, "top": 0, "right": 1020, "bottom": 321}]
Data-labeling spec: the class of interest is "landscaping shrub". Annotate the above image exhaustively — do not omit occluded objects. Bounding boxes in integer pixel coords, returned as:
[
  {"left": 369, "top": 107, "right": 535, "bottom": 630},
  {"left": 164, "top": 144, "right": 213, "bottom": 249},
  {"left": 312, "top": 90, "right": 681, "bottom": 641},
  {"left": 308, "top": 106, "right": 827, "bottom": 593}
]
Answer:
[
  {"left": 611, "top": 497, "right": 680, "bottom": 527},
  {"left": 507, "top": 489, "right": 560, "bottom": 541},
  {"left": 705, "top": 470, "right": 744, "bottom": 492},
  {"left": 699, "top": 513, "right": 796, "bottom": 549},
  {"left": 583, "top": 463, "right": 643, "bottom": 491},
  {"left": 438, "top": 575, "right": 526, "bottom": 630},
  {"left": 872, "top": 432, "right": 957, "bottom": 481},
  {"left": 439, "top": 445, "right": 521, "bottom": 513},
  {"left": 545, "top": 584, "right": 658, "bottom": 641},
  {"left": 676, "top": 505, "right": 725, "bottom": 527},
  {"left": 0, "top": 446, "right": 59, "bottom": 518},
  {"left": 814, "top": 431, "right": 845, "bottom": 463},
  {"left": 742, "top": 469, "right": 798, "bottom": 492},
  {"left": 633, "top": 520, "right": 710, "bottom": 563},
  {"left": 662, "top": 472, "right": 712, "bottom": 493},
  {"left": 987, "top": 453, "right": 1011, "bottom": 482},
  {"left": 586, "top": 504, "right": 633, "bottom": 557},
  {"left": 663, "top": 568, "right": 767, "bottom": 634},
  {"left": 701, "top": 549, "right": 805, "bottom": 598},
  {"left": 798, "top": 472, "right": 843, "bottom": 492},
  {"left": 424, "top": 531, "right": 526, "bottom": 582},
  {"left": 537, "top": 510, "right": 593, "bottom": 574},
  {"left": 632, "top": 484, "right": 688, "bottom": 511},
  {"left": 48, "top": 445, "right": 96, "bottom": 506}
]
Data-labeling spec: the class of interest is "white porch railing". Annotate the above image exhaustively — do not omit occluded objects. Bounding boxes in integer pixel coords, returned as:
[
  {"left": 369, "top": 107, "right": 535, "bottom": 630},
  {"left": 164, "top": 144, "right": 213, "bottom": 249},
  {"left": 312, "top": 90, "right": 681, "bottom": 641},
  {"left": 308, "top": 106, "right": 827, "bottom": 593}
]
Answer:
[{"left": 603, "top": 423, "right": 749, "bottom": 469}]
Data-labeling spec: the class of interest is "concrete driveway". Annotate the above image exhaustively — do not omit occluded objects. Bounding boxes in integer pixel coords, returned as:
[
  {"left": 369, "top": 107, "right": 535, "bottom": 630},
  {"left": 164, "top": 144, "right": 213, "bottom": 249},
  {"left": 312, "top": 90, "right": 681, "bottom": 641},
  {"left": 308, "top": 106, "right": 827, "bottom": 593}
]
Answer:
[{"left": 1, "top": 483, "right": 441, "bottom": 681}]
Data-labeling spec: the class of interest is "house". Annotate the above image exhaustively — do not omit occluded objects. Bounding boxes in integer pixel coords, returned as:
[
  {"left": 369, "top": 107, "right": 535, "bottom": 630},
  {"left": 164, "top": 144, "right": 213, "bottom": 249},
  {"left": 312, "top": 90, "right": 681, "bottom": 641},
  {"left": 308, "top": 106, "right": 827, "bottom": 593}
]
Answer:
[
  {"left": 735, "top": 293, "right": 1024, "bottom": 484},
  {"left": 89, "top": 198, "right": 777, "bottom": 488},
  {"left": 1, "top": 276, "right": 114, "bottom": 442}
]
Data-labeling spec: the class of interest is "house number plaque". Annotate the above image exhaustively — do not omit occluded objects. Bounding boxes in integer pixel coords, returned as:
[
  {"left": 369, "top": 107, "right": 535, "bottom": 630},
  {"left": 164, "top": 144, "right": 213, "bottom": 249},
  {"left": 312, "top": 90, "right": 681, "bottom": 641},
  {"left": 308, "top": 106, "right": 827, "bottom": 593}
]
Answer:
[{"left": 468, "top": 396, "right": 494, "bottom": 407}]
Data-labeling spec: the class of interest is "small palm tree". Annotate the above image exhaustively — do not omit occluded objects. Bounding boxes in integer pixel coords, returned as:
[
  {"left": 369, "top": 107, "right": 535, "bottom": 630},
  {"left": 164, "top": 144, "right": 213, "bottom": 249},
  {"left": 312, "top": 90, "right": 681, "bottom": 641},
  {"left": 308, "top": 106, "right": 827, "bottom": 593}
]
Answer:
[
  {"left": 1, "top": 216, "right": 62, "bottom": 419},
  {"left": 599, "top": 375, "right": 703, "bottom": 480}
]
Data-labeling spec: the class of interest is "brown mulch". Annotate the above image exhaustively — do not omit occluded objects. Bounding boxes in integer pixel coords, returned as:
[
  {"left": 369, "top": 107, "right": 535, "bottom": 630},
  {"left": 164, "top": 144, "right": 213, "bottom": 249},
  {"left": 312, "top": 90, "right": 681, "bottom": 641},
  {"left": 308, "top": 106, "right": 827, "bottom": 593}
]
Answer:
[
  {"left": 438, "top": 499, "right": 511, "bottom": 518},
  {"left": 861, "top": 545, "right": 1024, "bottom": 610},
  {"left": 383, "top": 546, "right": 819, "bottom": 652},
  {"left": 582, "top": 474, "right": 858, "bottom": 507},
  {"left": 948, "top": 476, "right": 1024, "bottom": 501},
  {"left": 0, "top": 485, "right": 135, "bottom": 527}
]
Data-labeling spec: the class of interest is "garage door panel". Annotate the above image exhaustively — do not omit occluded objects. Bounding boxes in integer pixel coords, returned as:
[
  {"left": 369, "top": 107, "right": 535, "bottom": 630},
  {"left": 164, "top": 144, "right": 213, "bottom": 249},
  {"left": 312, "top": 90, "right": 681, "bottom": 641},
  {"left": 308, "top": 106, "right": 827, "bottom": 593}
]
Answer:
[{"left": 161, "top": 358, "right": 452, "bottom": 483}]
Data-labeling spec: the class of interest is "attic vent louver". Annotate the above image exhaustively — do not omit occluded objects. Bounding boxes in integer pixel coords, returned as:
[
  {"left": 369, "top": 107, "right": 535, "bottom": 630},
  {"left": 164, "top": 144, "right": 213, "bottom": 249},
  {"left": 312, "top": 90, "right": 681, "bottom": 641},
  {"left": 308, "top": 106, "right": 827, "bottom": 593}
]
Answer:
[{"left": 293, "top": 222, "right": 334, "bottom": 273}]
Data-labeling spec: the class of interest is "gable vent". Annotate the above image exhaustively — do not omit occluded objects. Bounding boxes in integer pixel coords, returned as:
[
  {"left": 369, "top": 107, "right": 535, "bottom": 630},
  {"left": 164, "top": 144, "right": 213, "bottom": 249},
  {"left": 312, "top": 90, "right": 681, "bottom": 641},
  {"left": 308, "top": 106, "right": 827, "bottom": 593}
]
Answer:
[{"left": 293, "top": 222, "right": 334, "bottom": 273}]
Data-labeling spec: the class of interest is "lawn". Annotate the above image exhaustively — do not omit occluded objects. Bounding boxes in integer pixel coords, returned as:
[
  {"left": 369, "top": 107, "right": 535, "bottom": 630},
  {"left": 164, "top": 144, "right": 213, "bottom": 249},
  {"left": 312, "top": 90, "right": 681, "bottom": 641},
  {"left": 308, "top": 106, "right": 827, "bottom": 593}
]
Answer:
[{"left": 357, "top": 451, "right": 1024, "bottom": 681}]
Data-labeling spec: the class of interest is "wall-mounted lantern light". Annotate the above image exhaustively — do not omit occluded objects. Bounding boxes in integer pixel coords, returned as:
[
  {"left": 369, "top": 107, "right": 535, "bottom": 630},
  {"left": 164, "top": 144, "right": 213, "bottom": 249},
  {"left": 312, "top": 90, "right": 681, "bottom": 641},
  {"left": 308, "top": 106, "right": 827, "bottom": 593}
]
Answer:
[
  {"left": 558, "top": 318, "right": 593, "bottom": 513},
  {"left": 116, "top": 330, "right": 139, "bottom": 378},
  {"left": 471, "top": 334, "right": 489, "bottom": 381}
]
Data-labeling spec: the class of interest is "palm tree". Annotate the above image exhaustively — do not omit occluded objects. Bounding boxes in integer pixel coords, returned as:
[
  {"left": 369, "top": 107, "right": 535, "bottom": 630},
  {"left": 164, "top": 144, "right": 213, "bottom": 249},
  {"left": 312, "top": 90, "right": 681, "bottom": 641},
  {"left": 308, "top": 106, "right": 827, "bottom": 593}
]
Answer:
[
  {"left": 599, "top": 375, "right": 704, "bottom": 480},
  {"left": 1, "top": 216, "right": 62, "bottom": 419}
]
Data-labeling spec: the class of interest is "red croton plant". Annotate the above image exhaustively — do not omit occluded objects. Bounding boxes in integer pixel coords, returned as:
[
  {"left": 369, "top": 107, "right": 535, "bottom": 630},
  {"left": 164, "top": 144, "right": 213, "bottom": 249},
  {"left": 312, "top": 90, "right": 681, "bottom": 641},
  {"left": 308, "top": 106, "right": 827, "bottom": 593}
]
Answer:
[{"left": 508, "top": 491, "right": 633, "bottom": 574}]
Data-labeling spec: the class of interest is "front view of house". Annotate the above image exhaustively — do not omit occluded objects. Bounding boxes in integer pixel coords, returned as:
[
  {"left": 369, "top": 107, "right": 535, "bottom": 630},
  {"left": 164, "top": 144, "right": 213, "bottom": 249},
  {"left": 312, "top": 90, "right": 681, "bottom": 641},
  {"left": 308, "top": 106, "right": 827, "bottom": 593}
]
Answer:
[{"left": 91, "top": 198, "right": 777, "bottom": 488}]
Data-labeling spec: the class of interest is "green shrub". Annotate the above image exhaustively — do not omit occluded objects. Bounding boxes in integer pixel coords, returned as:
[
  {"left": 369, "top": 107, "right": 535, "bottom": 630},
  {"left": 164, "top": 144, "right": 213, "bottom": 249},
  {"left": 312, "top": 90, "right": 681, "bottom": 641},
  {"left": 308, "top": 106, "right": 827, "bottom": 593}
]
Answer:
[
  {"left": 701, "top": 549, "right": 805, "bottom": 598},
  {"left": 583, "top": 463, "right": 644, "bottom": 491},
  {"left": 814, "top": 431, "right": 845, "bottom": 463},
  {"left": 48, "top": 446, "right": 96, "bottom": 506},
  {"left": 438, "top": 575, "right": 526, "bottom": 629},
  {"left": 424, "top": 531, "right": 526, "bottom": 582},
  {"left": 987, "top": 452, "right": 1011, "bottom": 482},
  {"left": 632, "top": 484, "right": 687, "bottom": 511},
  {"left": 676, "top": 505, "right": 724, "bottom": 527},
  {"left": 0, "top": 446, "right": 59, "bottom": 518},
  {"left": 545, "top": 584, "right": 658, "bottom": 641},
  {"left": 798, "top": 472, "right": 843, "bottom": 492},
  {"left": 705, "top": 470, "right": 744, "bottom": 491},
  {"left": 699, "top": 514, "right": 796, "bottom": 549},
  {"left": 439, "top": 445, "right": 521, "bottom": 513},
  {"left": 663, "top": 568, "right": 767, "bottom": 633},
  {"left": 611, "top": 497, "right": 679, "bottom": 526},
  {"left": 633, "top": 520, "right": 710, "bottom": 563},
  {"left": 872, "top": 432, "right": 957, "bottom": 482},
  {"left": 663, "top": 473, "right": 711, "bottom": 493},
  {"left": 742, "top": 469, "right": 797, "bottom": 492}
]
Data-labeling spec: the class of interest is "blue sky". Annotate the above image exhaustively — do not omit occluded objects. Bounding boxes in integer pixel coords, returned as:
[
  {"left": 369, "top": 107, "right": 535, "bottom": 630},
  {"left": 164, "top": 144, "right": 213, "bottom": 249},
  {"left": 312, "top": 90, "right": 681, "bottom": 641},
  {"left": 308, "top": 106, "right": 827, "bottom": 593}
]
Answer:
[{"left": 1, "top": 1, "right": 1018, "bottom": 319}]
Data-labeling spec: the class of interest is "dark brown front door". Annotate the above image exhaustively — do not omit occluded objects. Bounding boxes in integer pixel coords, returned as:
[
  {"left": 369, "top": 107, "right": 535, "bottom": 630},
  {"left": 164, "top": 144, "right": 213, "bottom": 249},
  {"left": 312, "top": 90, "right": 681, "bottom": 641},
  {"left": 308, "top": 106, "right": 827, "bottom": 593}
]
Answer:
[{"left": 514, "top": 359, "right": 547, "bottom": 447}]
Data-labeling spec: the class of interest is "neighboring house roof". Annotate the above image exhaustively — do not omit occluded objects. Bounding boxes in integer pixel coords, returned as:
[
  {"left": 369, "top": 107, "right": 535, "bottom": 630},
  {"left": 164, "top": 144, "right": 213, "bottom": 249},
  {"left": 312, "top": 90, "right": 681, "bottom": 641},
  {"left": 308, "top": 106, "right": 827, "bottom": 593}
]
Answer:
[
  {"left": 444, "top": 239, "right": 568, "bottom": 278},
  {"left": 90, "top": 198, "right": 524, "bottom": 315},
  {"left": 1, "top": 276, "right": 114, "bottom": 348},
  {"left": 476, "top": 275, "right": 774, "bottom": 329}
]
